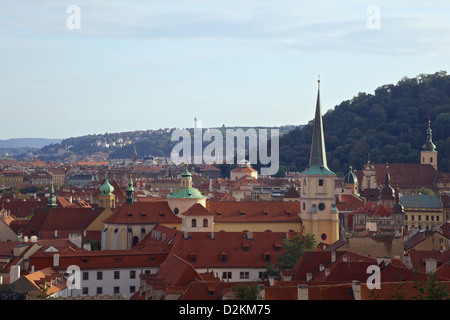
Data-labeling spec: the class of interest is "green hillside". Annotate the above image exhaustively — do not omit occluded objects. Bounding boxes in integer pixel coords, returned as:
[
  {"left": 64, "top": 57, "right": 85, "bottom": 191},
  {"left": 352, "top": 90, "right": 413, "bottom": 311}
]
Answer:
[{"left": 279, "top": 71, "right": 450, "bottom": 176}]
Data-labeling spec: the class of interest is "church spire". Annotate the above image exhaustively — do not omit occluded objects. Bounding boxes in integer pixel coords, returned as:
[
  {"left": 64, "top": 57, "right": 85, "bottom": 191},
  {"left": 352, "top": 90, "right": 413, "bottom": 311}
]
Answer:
[
  {"left": 304, "top": 78, "right": 334, "bottom": 175},
  {"left": 422, "top": 118, "right": 436, "bottom": 152}
]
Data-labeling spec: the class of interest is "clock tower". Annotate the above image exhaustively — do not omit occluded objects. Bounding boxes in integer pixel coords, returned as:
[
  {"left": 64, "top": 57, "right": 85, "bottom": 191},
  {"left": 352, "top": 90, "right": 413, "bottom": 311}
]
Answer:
[{"left": 300, "top": 80, "right": 339, "bottom": 244}]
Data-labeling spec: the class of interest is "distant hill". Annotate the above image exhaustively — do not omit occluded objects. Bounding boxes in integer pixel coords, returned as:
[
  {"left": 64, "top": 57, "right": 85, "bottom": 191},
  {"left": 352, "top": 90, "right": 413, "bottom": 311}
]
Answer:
[
  {"left": 0, "top": 138, "right": 62, "bottom": 149},
  {"left": 278, "top": 71, "right": 450, "bottom": 175},
  {"left": 31, "top": 125, "right": 298, "bottom": 162}
]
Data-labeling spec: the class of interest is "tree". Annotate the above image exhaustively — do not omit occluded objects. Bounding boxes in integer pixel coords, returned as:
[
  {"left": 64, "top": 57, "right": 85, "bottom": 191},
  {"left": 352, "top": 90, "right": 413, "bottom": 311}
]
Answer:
[
  {"left": 234, "top": 282, "right": 262, "bottom": 300},
  {"left": 276, "top": 233, "right": 317, "bottom": 270},
  {"left": 413, "top": 272, "right": 449, "bottom": 300}
]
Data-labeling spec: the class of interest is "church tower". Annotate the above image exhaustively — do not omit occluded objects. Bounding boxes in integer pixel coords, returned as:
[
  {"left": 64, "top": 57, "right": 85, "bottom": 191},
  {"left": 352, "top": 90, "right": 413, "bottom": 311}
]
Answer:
[
  {"left": 421, "top": 118, "right": 437, "bottom": 170},
  {"left": 300, "top": 79, "right": 339, "bottom": 244},
  {"left": 99, "top": 173, "right": 116, "bottom": 209}
]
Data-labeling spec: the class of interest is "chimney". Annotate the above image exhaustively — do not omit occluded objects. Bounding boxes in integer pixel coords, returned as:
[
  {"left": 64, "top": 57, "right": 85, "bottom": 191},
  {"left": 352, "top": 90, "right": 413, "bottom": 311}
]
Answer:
[
  {"left": 30, "top": 235, "right": 37, "bottom": 243},
  {"left": 53, "top": 253, "right": 60, "bottom": 267},
  {"left": 268, "top": 276, "right": 275, "bottom": 287},
  {"left": 343, "top": 254, "right": 348, "bottom": 262},
  {"left": 383, "top": 256, "right": 391, "bottom": 266},
  {"left": 210, "top": 232, "right": 215, "bottom": 240},
  {"left": 0, "top": 276, "right": 2, "bottom": 285},
  {"left": 352, "top": 280, "right": 361, "bottom": 301},
  {"left": 247, "top": 232, "right": 253, "bottom": 240},
  {"left": 54, "top": 229, "right": 58, "bottom": 238},
  {"left": 325, "top": 268, "right": 330, "bottom": 277},
  {"left": 297, "top": 284, "right": 309, "bottom": 300},
  {"left": 9, "top": 265, "right": 20, "bottom": 283},
  {"left": 184, "top": 232, "right": 189, "bottom": 240},
  {"left": 306, "top": 273, "right": 313, "bottom": 281},
  {"left": 425, "top": 258, "right": 437, "bottom": 273},
  {"left": 31, "top": 265, "right": 35, "bottom": 273},
  {"left": 319, "top": 264, "right": 325, "bottom": 272},
  {"left": 331, "top": 251, "right": 336, "bottom": 263}
]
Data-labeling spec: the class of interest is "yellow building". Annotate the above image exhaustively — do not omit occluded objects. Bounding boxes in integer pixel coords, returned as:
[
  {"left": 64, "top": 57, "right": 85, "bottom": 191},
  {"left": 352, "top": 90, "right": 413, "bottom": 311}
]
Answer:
[
  {"left": 299, "top": 80, "right": 339, "bottom": 245},
  {"left": 1, "top": 170, "right": 24, "bottom": 187}
]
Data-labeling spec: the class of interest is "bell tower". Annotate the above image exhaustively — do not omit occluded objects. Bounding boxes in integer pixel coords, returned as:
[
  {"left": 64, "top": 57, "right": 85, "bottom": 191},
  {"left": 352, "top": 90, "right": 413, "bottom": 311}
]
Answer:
[
  {"left": 300, "top": 79, "right": 339, "bottom": 244},
  {"left": 421, "top": 118, "right": 437, "bottom": 170}
]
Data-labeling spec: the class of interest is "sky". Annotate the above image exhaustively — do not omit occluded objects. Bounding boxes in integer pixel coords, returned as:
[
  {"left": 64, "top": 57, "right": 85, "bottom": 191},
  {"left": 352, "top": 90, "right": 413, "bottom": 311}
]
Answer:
[{"left": 0, "top": 0, "right": 449, "bottom": 140}]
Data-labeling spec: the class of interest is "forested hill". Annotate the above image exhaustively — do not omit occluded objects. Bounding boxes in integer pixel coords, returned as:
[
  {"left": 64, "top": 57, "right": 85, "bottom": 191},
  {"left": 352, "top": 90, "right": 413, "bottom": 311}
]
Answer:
[{"left": 278, "top": 71, "right": 450, "bottom": 176}]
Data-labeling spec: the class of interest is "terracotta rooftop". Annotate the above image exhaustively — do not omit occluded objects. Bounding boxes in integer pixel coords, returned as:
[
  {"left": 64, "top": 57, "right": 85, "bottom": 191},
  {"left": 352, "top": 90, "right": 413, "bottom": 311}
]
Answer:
[{"left": 102, "top": 201, "right": 182, "bottom": 225}]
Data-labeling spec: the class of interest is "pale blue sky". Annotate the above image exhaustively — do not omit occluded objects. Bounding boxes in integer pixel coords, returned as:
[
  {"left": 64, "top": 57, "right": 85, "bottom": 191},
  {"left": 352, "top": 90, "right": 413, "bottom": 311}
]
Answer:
[{"left": 0, "top": 0, "right": 449, "bottom": 139}]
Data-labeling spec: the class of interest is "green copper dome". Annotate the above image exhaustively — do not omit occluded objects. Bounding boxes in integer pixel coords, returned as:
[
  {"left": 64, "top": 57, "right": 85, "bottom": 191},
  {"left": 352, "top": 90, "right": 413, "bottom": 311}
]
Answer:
[
  {"left": 167, "top": 187, "right": 206, "bottom": 199},
  {"left": 167, "top": 166, "right": 205, "bottom": 199},
  {"left": 100, "top": 177, "right": 115, "bottom": 196}
]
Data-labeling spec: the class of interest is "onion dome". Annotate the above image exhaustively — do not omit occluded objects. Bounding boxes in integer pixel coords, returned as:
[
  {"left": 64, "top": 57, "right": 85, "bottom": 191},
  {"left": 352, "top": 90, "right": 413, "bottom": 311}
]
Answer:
[
  {"left": 422, "top": 119, "right": 436, "bottom": 152},
  {"left": 379, "top": 171, "right": 395, "bottom": 199},
  {"left": 343, "top": 165, "right": 358, "bottom": 184},
  {"left": 100, "top": 175, "right": 115, "bottom": 196}
]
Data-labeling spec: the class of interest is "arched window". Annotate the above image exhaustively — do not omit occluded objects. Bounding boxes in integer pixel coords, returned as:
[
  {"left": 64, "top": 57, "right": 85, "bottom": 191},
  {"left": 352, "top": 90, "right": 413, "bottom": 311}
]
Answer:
[
  {"left": 132, "top": 236, "right": 139, "bottom": 247},
  {"left": 203, "top": 218, "right": 208, "bottom": 227},
  {"left": 191, "top": 218, "right": 197, "bottom": 228}
]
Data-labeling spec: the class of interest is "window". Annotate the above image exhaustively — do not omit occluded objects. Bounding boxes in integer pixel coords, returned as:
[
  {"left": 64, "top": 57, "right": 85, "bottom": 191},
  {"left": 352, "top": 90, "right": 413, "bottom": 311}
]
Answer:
[
  {"left": 318, "top": 203, "right": 325, "bottom": 211},
  {"left": 418, "top": 215, "right": 422, "bottom": 221},
  {"left": 203, "top": 218, "right": 208, "bottom": 227},
  {"left": 82, "top": 287, "right": 89, "bottom": 295},
  {"left": 114, "top": 287, "right": 120, "bottom": 294},
  {"left": 437, "top": 216, "right": 440, "bottom": 222},
  {"left": 130, "top": 286, "right": 136, "bottom": 294},
  {"left": 191, "top": 219, "right": 197, "bottom": 228},
  {"left": 82, "top": 272, "right": 89, "bottom": 280},
  {"left": 114, "top": 271, "right": 120, "bottom": 280},
  {"left": 240, "top": 272, "right": 250, "bottom": 280},
  {"left": 431, "top": 216, "right": 434, "bottom": 221},
  {"left": 303, "top": 202, "right": 306, "bottom": 210},
  {"left": 222, "top": 272, "right": 232, "bottom": 280},
  {"left": 97, "top": 287, "right": 103, "bottom": 294},
  {"left": 319, "top": 179, "right": 324, "bottom": 186},
  {"left": 426, "top": 215, "right": 429, "bottom": 221},
  {"left": 97, "top": 271, "right": 103, "bottom": 280},
  {"left": 130, "top": 270, "right": 136, "bottom": 279},
  {"left": 411, "top": 215, "right": 415, "bottom": 221}
]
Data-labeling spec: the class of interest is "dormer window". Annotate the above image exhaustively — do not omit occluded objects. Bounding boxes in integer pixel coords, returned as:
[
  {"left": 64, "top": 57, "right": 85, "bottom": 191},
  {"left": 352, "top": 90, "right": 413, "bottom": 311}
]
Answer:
[{"left": 220, "top": 251, "right": 228, "bottom": 262}]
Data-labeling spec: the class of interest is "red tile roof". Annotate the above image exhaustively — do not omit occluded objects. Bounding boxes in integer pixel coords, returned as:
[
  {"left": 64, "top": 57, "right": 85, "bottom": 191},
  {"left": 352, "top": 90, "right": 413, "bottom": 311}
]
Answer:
[
  {"left": 102, "top": 201, "right": 182, "bottom": 224},
  {"left": 207, "top": 201, "right": 300, "bottom": 223},
  {"left": 182, "top": 203, "right": 214, "bottom": 216},
  {"left": 168, "top": 230, "right": 292, "bottom": 269}
]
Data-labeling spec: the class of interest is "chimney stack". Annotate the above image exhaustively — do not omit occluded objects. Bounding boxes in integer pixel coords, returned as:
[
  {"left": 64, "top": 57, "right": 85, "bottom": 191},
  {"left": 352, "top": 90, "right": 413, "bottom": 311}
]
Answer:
[
  {"left": 352, "top": 280, "right": 361, "bottom": 300},
  {"left": 319, "top": 264, "right": 325, "bottom": 272},
  {"left": 331, "top": 251, "right": 336, "bottom": 263},
  {"left": 297, "top": 284, "right": 309, "bottom": 300},
  {"left": 425, "top": 258, "right": 437, "bottom": 273},
  {"left": 53, "top": 253, "right": 60, "bottom": 267},
  {"left": 325, "top": 268, "right": 330, "bottom": 277},
  {"left": 9, "top": 265, "right": 20, "bottom": 283},
  {"left": 306, "top": 273, "right": 313, "bottom": 281}
]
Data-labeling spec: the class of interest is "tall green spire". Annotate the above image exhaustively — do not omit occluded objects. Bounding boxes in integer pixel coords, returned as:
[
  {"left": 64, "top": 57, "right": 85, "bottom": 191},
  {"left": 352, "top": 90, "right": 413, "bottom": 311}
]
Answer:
[
  {"left": 302, "top": 79, "right": 334, "bottom": 175},
  {"left": 47, "top": 182, "right": 57, "bottom": 208}
]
